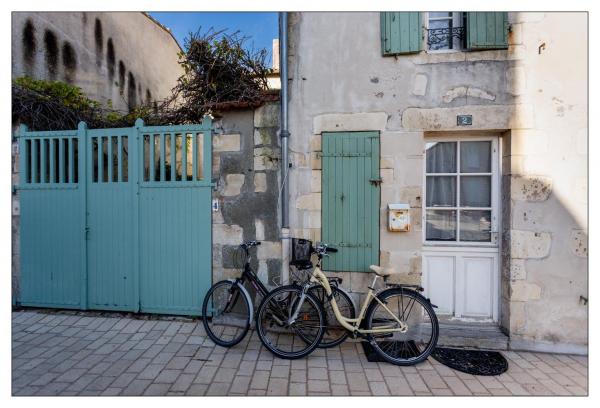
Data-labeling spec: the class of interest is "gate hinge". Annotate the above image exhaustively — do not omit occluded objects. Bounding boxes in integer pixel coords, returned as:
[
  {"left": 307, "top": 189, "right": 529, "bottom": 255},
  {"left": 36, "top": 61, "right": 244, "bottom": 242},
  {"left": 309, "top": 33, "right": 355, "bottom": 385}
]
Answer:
[{"left": 369, "top": 178, "right": 383, "bottom": 186}]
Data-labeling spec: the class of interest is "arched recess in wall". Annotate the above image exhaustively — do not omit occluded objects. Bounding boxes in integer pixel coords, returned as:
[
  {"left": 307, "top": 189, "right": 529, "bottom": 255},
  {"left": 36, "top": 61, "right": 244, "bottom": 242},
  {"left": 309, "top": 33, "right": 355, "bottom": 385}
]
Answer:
[
  {"left": 62, "top": 42, "right": 77, "bottom": 83},
  {"left": 127, "top": 72, "right": 137, "bottom": 110},
  {"left": 22, "top": 19, "right": 36, "bottom": 75},
  {"left": 94, "top": 18, "right": 103, "bottom": 69},
  {"left": 106, "top": 38, "right": 115, "bottom": 83},
  {"left": 43, "top": 29, "right": 58, "bottom": 80},
  {"left": 118, "top": 60, "right": 126, "bottom": 95}
]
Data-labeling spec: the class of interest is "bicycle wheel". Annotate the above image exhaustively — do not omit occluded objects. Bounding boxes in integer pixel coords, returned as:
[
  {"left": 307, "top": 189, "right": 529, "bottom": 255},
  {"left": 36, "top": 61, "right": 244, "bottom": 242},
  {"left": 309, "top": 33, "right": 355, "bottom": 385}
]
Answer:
[
  {"left": 202, "top": 280, "right": 251, "bottom": 347},
  {"left": 307, "top": 285, "right": 355, "bottom": 348},
  {"left": 364, "top": 287, "right": 438, "bottom": 366},
  {"left": 256, "top": 285, "right": 325, "bottom": 359}
]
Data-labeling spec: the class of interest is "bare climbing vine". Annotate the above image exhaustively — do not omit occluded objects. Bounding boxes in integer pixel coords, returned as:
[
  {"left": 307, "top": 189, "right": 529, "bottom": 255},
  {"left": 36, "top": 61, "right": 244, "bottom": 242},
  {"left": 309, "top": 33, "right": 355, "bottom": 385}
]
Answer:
[{"left": 13, "top": 28, "right": 274, "bottom": 130}]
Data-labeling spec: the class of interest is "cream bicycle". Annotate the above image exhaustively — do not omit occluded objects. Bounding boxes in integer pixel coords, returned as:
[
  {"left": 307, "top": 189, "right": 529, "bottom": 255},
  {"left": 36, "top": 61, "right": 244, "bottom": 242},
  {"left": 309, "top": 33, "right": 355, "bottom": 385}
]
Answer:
[{"left": 255, "top": 243, "right": 439, "bottom": 365}]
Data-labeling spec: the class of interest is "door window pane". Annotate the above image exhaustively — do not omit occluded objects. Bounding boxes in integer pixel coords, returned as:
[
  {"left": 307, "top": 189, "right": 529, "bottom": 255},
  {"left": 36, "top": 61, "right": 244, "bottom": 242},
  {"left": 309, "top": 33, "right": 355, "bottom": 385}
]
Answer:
[
  {"left": 460, "top": 210, "right": 491, "bottom": 242},
  {"left": 460, "top": 141, "right": 491, "bottom": 173},
  {"left": 426, "top": 210, "right": 456, "bottom": 241},
  {"left": 429, "top": 12, "right": 452, "bottom": 18},
  {"left": 460, "top": 176, "right": 491, "bottom": 207},
  {"left": 426, "top": 176, "right": 456, "bottom": 207},
  {"left": 426, "top": 142, "right": 456, "bottom": 173}
]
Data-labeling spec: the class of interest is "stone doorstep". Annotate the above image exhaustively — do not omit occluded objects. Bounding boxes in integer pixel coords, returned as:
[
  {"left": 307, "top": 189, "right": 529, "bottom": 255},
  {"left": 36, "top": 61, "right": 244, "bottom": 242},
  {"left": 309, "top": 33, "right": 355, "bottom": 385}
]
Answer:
[{"left": 437, "top": 322, "right": 509, "bottom": 351}]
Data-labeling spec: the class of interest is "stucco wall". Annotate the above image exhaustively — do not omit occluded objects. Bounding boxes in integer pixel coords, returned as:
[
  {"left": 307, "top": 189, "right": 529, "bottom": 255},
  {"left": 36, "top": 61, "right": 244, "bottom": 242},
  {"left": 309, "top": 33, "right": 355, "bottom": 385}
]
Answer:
[
  {"left": 286, "top": 12, "right": 587, "bottom": 352},
  {"left": 12, "top": 12, "right": 183, "bottom": 111},
  {"left": 211, "top": 103, "right": 282, "bottom": 298}
]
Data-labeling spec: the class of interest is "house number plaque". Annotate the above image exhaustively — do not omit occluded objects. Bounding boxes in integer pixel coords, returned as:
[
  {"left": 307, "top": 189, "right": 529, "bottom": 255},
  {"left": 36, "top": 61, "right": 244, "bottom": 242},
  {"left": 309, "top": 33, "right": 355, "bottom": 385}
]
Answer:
[{"left": 457, "top": 115, "right": 473, "bottom": 126}]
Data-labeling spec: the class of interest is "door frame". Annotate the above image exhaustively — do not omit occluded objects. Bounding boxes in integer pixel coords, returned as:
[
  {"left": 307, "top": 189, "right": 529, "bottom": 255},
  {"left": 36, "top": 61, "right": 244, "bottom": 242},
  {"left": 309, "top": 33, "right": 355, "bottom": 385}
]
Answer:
[{"left": 421, "top": 133, "right": 502, "bottom": 322}]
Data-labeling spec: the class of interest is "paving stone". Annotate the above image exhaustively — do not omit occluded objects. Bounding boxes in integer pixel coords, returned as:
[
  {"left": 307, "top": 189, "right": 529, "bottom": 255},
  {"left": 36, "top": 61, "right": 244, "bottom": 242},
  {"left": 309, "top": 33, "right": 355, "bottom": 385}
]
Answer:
[
  {"left": 154, "top": 369, "right": 181, "bottom": 384},
  {"left": 229, "top": 375, "right": 252, "bottom": 394},
  {"left": 170, "top": 373, "right": 195, "bottom": 392},
  {"left": 121, "top": 379, "right": 151, "bottom": 395},
  {"left": 308, "top": 379, "right": 330, "bottom": 393},
  {"left": 267, "top": 378, "right": 289, "bottom": 395},
  {"left": 110, "top": 372, "right": 137, "bottom": 388},
  {"left": 347, "top": 371, "right": 369, "bottom": 392},
  {"left": 249, "top": 370, "right": 270, "bottom": 390},
  {"left": 206, "top": 382, "right": 230, "bottom": 396},
  {"left": 143, "top": 383, "right": 171, "bottom": 396},
  {"left": 194, "top": 365, "right": 218, "bottom": 384},
  {"left": 11, "top": 312, "right": 588, "bottom": 396},
  {"left": 308, "top": 367, "right": 327, "bottom": 380},
  {"left": 444, "top": 376, "right": 472, "bottom": 396},
  {"left": 213, "top": 367, "right": 237, "bottom": 383},
  {"left": 289, "top": 382, "right": 307, "bottom": 396},
  {"left": 166, "top": 356, "right": 191, "bottom": 370},
  {"left": 236, "top": 360, "right": 256, "bottom": 376},
  {"left": 186, "top": 383, "right": 208, "bottom": 396}
]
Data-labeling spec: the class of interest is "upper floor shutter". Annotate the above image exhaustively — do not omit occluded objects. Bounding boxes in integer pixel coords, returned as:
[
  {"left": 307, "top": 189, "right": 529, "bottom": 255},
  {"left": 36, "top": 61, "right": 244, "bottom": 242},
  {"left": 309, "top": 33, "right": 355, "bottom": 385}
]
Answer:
[
  {"left": 466, "top": 12, "right": 509, "bottom": 50},
  {"left": 380, "top": 12, "right": 422, "bottom": 55}
]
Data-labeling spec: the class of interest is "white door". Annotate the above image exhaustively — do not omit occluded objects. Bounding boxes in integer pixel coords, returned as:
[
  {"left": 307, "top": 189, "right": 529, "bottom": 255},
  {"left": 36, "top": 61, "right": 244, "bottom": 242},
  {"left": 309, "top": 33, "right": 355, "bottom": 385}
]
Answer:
[{"left": 421, "top": 136, "right": 500, "bottom": 322}]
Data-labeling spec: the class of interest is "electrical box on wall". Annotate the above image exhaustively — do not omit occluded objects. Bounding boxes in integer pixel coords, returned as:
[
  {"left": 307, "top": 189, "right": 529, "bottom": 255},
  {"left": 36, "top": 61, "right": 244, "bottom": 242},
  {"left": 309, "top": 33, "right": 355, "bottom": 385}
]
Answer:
[{"left": 388, "top": 204, "right": 410, "bottom": 232}]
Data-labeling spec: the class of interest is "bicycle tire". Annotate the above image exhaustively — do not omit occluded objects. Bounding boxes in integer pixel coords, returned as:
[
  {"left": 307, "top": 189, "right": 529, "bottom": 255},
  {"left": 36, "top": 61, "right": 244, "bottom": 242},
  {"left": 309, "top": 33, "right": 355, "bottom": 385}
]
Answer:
[
  {"left": 307, "top": 285, "right": 356, "bottom": 348},
  {"left": 256, "top": 285, "right": 325, "bottom": 360},
  {"left": 364, "top": 287, "right": 439, "bottom": 366},
  {"left": 202, "top": 280, "right": 251, "bottom": 347}
]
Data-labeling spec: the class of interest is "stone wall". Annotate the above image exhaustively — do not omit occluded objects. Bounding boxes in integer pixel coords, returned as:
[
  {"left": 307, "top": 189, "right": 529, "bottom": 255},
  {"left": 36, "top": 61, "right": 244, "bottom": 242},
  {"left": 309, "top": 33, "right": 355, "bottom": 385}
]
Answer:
[
  {"left": 287, "top": 12, "right": 587, "bottom": 352},
  {"left": 211, "top": 102, "right": 282, "bottom": 293},
  {"left": 12, "top": 12, "right": 183, "bottom": 112}
]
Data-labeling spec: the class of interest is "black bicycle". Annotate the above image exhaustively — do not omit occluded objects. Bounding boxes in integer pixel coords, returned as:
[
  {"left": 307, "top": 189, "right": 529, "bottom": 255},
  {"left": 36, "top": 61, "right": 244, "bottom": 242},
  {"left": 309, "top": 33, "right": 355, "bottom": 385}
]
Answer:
[{"left": 201, "top": 239, "right": 355, "bottom": 348}]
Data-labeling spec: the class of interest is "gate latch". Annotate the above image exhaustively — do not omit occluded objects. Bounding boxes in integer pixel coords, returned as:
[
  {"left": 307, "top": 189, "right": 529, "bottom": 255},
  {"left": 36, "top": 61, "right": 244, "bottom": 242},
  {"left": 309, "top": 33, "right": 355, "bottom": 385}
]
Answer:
[
  {"left": 369, "top": 178, "right": 383, "bottom": 186},
  {"left": 85, "top": 227, "right": 90, "bottom": 240}
]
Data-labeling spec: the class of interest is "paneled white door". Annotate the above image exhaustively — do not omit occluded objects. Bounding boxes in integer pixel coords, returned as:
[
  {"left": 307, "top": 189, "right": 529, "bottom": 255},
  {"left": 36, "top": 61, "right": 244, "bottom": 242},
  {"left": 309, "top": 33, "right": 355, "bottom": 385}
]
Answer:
[{"left": 421, "top": 136, "right": 500, "bottom": 322}]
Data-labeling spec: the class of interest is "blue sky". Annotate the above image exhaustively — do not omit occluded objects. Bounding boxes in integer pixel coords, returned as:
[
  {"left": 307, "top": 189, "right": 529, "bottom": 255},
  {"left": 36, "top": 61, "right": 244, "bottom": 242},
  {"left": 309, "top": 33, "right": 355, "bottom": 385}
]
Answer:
[{"left": 148, "top": 12, "right": 279, "bottom": 66}]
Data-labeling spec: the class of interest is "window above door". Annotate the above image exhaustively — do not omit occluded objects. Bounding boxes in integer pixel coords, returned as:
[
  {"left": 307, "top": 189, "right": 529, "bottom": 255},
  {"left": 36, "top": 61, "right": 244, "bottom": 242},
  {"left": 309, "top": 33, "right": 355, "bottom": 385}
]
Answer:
[
  {"left": 426, "top": 12, "right": 466, "bottom": 52},
  {"left": 380, "top": 12, "right": 509, "bottom": 56},
  {"left": 423, "top": 138, "right": 499, "bottom": 246}
]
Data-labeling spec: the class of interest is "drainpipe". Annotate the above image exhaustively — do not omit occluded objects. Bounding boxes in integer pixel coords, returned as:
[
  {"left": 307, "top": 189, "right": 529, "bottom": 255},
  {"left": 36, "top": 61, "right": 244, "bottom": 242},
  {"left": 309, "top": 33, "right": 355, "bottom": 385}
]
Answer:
[
  {"left": 279, "top": 12, "right": 290, "bottom": 228},
  {"left": 279, "top": 12, "right": 290, "bottom": 284}
]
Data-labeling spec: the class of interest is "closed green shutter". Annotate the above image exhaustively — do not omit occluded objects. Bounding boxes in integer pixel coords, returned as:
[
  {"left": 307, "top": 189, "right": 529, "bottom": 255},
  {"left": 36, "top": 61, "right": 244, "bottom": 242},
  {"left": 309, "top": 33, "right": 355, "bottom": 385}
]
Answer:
[
  {"left": 380, "top": 12, "right": 422, "bottom": 55},
  {"left": 321, "top": 132, "right": 380, "bottom": 272},
  {"left": 466, "top": 12, "right": 509, "bottom": 50}
]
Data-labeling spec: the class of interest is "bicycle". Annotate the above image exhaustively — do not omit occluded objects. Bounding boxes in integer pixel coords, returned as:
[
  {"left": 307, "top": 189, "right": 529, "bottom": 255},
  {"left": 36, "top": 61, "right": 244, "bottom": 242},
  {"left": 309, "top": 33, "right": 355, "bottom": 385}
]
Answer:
[
  {"left": 255, "top": 243, "right": 439, "bottom": 365},
  {"left": 202, "top": 240, "right": 356, "bottom": 348}
]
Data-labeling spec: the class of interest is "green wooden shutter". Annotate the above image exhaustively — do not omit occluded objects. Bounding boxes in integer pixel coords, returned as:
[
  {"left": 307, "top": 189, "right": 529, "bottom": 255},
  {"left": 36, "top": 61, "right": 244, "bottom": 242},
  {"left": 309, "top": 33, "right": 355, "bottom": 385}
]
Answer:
[
  {"left": 466, "top": 12, "right": 509, "bottom": 50},
  {"left": 321, "top": 132, "right": 380, "bottom": 272},
  {"left": 381, "top": 12, "right": 422, "bottom": 55}
]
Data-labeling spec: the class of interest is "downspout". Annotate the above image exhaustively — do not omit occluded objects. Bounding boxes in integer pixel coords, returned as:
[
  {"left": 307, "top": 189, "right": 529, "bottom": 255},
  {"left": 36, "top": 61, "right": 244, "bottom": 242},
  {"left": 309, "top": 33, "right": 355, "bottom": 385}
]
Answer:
[
  {"left": 279, "top": 12, "right": 290, "bottom": 228},
  {"left": 279, "top": 12, "right": 290, "bottom": 284}
]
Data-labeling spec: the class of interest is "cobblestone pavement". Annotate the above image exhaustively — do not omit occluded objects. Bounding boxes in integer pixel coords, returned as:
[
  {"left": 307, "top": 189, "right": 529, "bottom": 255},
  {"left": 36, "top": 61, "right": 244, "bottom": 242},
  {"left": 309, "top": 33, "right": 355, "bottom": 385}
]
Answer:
[{"left": 12, "top": 310, "right": 588, "bottom": 396}]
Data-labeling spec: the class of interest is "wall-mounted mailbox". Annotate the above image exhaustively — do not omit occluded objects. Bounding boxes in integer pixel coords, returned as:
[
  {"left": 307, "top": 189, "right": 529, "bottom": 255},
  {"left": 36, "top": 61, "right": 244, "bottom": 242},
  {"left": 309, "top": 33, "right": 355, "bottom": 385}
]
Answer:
[{"left": 388, "top": 203, "right": 410, "bottom": 232}]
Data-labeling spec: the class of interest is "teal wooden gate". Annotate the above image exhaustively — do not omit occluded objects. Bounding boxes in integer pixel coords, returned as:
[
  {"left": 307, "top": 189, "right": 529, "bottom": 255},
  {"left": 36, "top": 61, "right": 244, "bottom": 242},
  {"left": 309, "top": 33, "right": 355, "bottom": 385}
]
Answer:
[
  {"left": 17, "top": 118, "right": 213, "bottom": 315},
  {"left": 321, "top": 132, "right": 380, "bottom": 272}
]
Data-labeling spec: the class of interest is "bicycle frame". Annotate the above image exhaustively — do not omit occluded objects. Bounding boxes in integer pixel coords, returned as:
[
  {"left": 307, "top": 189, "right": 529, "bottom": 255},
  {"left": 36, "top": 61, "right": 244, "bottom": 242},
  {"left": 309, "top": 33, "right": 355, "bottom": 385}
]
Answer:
[{"left": 297, "top": 266, "right": 408, "bottom": 334}]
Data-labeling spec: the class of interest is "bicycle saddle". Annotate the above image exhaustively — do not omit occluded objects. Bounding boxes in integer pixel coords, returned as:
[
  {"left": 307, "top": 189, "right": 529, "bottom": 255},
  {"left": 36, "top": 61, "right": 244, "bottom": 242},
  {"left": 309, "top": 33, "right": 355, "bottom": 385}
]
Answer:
[{"left": 369, "top": 265, "right": 396, "bottom": 277}]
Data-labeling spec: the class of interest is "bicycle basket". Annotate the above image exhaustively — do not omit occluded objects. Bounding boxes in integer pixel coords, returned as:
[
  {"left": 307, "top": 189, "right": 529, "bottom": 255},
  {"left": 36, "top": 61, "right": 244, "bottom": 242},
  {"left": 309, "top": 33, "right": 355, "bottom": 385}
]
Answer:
[{"left": 290, "top": 238, "right": 313, "bottom": 270}]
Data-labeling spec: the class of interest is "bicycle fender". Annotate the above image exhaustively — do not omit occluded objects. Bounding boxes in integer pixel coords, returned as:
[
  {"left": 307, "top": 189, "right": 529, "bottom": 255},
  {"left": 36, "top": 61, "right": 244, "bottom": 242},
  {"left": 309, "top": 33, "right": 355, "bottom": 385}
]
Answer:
[{"left": 226, "top": 279, "right": 254, "bottom": 323}]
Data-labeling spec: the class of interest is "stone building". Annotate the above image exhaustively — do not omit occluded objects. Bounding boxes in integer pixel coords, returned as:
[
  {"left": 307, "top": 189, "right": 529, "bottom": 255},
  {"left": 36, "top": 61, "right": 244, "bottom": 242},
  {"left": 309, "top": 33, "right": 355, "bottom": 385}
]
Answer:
[
  {"left": 11, "top": 12, "right": 183, "bottom": 111},
  {"left": 284, "top": 12, "right": 587, "bottom": 353}
]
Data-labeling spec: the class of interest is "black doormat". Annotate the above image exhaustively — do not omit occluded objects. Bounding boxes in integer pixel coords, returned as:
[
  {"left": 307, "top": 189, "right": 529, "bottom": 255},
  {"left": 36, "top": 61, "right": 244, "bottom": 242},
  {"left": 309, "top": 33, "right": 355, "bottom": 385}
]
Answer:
[
  {"left": 362, "top": 342, "right": 509, "bottom": 376},
  {"left": 431, "top": 347, "right": 508, "bottom": 376},
  {"left": 361, "top": 340, "right": 421, "bottom": 362}
]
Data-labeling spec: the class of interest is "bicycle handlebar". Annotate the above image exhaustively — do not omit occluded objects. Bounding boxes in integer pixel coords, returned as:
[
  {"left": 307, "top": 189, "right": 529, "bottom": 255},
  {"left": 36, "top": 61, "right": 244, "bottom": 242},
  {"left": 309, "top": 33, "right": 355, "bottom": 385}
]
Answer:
[{"left": 241, "top": 240, "right": 261, "bottom": 249}]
